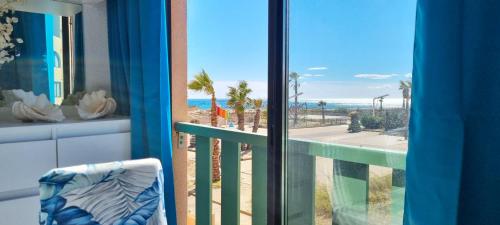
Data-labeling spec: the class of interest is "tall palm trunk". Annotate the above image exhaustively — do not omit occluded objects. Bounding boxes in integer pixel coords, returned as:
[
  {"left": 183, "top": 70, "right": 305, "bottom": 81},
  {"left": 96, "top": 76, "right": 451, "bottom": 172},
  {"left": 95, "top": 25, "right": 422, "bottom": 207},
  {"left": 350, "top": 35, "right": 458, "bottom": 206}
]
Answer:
[
  {"left": 321, "top": 106, "right": 325, "bottom": 124},
  {"left": 293, "top": 79, "right": 299, "bottom": 126},
  {"left": 237, "top": 108, "right": 246, "bottom": 151},
  {"left": 210, "top": 94, "right": 217, "bottom": 127},
  {"left": 210, "top": 94, "right": 221, "bottom": 181},
  {"left": 252, "top": 108, "right": 261, "bottom": 133},
  {"left": 247, "top": 106, "right": 261, "bottom": 151},
  {"left": 237, "top": 111, "right": 245, "bottom": 131}
]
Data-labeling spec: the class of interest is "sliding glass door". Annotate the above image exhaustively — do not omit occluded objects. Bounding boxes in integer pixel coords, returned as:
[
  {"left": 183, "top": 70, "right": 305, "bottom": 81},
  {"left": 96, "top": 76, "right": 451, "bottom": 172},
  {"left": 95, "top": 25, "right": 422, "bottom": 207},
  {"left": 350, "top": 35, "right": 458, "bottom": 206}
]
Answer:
[{"left": 283, "top": 1, "right": 416, "bottom": 224}]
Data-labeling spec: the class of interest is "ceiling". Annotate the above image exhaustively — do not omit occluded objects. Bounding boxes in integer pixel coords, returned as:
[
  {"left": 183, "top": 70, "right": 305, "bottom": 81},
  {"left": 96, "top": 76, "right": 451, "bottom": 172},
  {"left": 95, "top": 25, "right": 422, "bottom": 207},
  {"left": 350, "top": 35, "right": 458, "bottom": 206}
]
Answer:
[
  {"left": 53, "top": 0, "right": 106, "bottom": 4},
  {"left": 11, "top": 0, "right": 83, "bottom": 16}
]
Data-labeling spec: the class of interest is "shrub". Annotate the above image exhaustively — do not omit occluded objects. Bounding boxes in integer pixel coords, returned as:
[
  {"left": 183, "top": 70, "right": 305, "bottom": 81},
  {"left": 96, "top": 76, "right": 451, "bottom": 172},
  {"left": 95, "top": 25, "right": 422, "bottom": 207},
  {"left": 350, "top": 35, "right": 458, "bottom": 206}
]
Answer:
[
  {"left": 383, "top": 110, "right": 404, "bottom": 131},
  {"left": 361, "top": 115, "right": 383, "bottom": 129},
  {"left": 348, "top": 111, "right": 362, "bottom": 133}
]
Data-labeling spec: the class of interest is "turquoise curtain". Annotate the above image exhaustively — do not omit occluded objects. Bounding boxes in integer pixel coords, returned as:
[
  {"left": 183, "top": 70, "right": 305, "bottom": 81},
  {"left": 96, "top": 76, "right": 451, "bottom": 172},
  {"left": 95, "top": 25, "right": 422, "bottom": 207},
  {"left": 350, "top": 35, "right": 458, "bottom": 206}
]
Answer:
[
  {"left": 405, "top": 1, "right": 500, "bottom": 224},
  {"left": 73, "top": 12, "right": 85, "bottom": 93},
  {"left": 107, "top": 2, "right": 130, "bottom": 115},
  {"left": 107, "top": 0, "right": 177, "bottom": 224},
  {"left": 0, "top": 12, "right": 52, "bottom": 97}
]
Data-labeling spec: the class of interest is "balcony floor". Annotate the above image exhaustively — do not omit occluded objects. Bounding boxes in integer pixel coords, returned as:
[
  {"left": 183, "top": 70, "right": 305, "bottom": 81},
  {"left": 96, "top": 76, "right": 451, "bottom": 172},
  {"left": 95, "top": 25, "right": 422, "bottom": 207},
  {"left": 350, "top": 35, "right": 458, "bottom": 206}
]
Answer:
[{"left": 188, "top": 150, "right": 253, "bottom": 225}]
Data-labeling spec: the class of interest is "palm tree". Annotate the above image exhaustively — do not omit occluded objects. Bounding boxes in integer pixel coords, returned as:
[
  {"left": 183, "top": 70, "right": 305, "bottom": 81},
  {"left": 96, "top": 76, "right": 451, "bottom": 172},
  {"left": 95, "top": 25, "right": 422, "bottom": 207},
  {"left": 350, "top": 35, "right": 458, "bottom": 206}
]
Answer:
[
  {"left": 289, "top": 72, "right": 300, "bottom": 127},
  {"left": 244, "top": 98, "right": 263, "bottom": 151},
  {"left": 227, "top": 81, "right": 252, "bottom": 132},
  {"left": 318, "top": 100, "right": 327, "bottom": 124},
  {"left": 189, "top": 70, "right": 217, "bottom": 127},
  {"left": 188, "top": 70, "right": 221, "bottom": 181},
  {"left": 252, "top": 99, "right": 263, "bottom": 133},
  {"left": 399, "top": 80, "right": 412, "bottom": 140},
  {"left": 399, "top": 81, "right": 411, "bottom": 110}
]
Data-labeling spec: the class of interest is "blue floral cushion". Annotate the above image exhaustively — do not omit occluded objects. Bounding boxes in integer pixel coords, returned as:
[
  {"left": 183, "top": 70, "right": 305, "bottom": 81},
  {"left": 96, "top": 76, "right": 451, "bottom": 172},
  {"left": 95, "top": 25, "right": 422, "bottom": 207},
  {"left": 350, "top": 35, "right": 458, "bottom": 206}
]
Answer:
[{"left": 38, "top": 158, "right": 168, "bottom": 225}]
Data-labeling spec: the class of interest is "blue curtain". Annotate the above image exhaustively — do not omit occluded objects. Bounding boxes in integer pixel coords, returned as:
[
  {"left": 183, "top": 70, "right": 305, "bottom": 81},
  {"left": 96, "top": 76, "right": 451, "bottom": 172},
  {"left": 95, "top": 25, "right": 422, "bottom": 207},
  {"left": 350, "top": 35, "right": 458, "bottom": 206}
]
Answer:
[
  {"left": 0, "top": 12, "right": 51, "bottom": 97},
  {"left": 107, "top": 3, "right": 130, "bottom": 116},
  {"left": 74, "top": 12, "right": 85, "bottom": 93},
  {"left": 107, "top": 1, "right": 177, "bottom": 224},
  {"left": 405, "top": 1, "right": 500, "bottom": 224}
]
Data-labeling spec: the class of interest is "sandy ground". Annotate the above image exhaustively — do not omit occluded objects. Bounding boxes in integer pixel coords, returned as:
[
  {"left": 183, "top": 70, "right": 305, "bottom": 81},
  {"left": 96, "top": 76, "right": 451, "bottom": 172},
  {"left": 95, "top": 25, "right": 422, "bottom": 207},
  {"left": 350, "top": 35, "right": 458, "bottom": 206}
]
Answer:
[{"left": 187, "top": 124, "right": 408, "bottom": 225}]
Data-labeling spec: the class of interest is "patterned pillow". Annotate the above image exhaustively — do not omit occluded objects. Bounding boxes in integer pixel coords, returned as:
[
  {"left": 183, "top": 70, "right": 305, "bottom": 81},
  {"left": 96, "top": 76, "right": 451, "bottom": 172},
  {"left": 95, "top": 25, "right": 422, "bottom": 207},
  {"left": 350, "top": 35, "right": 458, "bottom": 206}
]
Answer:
[{"left": 38, "top": 158, "right": 168, "bottom": 225}]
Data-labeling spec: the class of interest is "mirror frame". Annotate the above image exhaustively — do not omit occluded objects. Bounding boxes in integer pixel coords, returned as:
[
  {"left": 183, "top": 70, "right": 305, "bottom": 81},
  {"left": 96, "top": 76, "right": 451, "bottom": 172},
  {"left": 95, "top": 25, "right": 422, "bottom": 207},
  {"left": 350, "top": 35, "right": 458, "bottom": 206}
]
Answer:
[{"left": 10, "top": 0, "right": 82, "bottom": 17}]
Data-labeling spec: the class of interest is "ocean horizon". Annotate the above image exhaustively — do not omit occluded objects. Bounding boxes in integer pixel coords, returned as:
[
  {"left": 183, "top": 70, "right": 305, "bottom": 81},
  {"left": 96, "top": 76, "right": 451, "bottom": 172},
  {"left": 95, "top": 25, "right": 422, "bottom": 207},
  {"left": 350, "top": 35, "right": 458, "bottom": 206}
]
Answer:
[{"left": 188, "top": 98, "right": 406, "bottom": 110}]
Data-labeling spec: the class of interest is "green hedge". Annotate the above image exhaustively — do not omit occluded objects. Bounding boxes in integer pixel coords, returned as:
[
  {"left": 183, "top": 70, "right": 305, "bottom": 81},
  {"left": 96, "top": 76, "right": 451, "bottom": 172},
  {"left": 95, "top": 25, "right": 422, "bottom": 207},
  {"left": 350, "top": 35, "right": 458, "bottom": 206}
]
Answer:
[
  {"left": 361, "top": 115, "right": 383, "bottom": 129},
  {"left": 383, "top": 110, "right": 405, "bottom": 131}
]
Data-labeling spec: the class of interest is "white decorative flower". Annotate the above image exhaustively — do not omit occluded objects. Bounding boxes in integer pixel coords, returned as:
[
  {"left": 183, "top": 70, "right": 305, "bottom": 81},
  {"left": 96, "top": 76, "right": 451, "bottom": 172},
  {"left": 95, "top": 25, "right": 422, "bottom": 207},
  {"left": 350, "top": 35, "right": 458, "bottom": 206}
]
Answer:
[
  {"left": 76, "top": 90, "right": 117, "bottom": 120},
  {"left": 10, "top": 90, "right": 66, "bottom": 122},
  {"left": 0, "top": 2, "right": 22, "bottom": 66}
]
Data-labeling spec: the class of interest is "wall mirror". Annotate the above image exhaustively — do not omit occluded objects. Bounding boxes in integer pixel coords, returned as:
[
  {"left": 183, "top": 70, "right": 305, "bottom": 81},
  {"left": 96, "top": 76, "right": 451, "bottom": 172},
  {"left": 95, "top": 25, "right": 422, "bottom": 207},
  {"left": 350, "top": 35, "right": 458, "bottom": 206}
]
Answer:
[
  {"left": 0, "top": 11, "right": 84, "bottom": 104},
  {"left": 0, "top": 0, "right": 118, "bottom": 125}
]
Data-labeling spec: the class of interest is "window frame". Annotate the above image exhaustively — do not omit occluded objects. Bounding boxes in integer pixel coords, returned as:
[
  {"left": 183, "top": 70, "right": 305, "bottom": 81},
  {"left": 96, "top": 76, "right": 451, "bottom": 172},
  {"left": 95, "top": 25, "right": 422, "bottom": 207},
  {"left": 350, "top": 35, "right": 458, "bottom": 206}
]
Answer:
[{"left": 267, "top": 0, "right": 289, "bottom": 224}]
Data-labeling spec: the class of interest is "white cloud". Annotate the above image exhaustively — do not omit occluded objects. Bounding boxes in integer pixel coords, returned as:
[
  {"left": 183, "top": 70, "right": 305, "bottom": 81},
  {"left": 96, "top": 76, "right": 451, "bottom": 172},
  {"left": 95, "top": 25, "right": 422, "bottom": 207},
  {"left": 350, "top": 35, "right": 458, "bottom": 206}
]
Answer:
[
  {"left": 299, "top": 81, "right": 403, "bottom": 99},
  {"left": 303, "top": 74, "right": 325, "bottom": 77},
  {"left": 307, "top": 66, "right": 328, "bottom": 71},
  {"left": 405, "top": 73, "right": 412, "bottom": 78},
  {"left": 354, "top": 73, "right": 399, "bottom": 80}
]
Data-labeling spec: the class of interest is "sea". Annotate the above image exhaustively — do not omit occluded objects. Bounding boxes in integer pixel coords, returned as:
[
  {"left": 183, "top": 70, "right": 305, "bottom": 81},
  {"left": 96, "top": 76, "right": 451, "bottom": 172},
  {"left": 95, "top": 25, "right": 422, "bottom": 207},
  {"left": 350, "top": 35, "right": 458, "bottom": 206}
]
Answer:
[{"left": 188, "top": 98, "right": 405, "bottom": 110}]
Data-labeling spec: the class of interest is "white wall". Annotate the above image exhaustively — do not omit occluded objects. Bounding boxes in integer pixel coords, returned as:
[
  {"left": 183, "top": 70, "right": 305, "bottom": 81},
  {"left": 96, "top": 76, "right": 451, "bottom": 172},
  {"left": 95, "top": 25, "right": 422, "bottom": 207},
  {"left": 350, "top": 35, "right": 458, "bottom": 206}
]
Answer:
[{"left": 82, "top": 1, "right": 111, "bottom": 93}]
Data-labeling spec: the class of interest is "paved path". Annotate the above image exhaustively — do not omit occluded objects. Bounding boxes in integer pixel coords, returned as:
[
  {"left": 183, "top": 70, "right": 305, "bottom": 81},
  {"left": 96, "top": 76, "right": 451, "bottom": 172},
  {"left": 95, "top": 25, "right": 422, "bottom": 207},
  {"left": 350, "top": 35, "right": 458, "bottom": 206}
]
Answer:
[{"left": 289, "top": 125, "right": 407, "bottom": 151}]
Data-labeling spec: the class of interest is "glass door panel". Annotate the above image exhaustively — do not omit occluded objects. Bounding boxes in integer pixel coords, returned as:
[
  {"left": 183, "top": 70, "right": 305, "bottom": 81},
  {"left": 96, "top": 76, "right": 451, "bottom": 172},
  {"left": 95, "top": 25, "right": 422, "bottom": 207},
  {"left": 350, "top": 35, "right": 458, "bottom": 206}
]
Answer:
[{"left": 286, "top": 1, "right": 416, "bottom": 224}]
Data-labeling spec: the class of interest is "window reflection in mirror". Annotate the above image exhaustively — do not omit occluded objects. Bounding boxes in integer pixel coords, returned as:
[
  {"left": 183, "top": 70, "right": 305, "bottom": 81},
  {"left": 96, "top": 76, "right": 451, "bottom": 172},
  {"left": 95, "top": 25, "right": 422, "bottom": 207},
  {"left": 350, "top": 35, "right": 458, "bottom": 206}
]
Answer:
[
  {"left": 0, "top": 11, "right": 82, "bottom": 105},
  {"left": 0, "top": 0, "right": 130, "bottom": 127},
  {"left": 0, "top": 8, "right": 99, "bottom": 123}
]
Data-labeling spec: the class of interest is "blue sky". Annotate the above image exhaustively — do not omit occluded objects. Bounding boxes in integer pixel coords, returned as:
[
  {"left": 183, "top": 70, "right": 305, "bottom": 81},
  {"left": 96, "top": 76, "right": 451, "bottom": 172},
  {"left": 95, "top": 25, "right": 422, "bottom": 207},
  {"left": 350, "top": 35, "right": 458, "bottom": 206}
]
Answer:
[{"left": 188, "top": 0, "right": 417, "bottom": 100}]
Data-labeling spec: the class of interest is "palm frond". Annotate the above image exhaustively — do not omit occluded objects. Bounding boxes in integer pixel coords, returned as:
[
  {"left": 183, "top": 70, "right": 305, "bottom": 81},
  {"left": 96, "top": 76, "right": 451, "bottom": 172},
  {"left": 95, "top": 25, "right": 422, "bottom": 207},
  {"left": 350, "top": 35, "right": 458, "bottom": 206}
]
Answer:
[
  {"left": 289, "top": 72, "right": 299, "bottom": 80},
  {"left": 188, "top": 70, "right": 215, "bottom": 96},
  {"left": 253, "top": 99, "right": 263, "bottom": 109},
  {"left": 187, "top": 80, "right": 203, "bottom": 91},
  {"left": 226, "top": 81, "right": 253, "bottom": 113}
]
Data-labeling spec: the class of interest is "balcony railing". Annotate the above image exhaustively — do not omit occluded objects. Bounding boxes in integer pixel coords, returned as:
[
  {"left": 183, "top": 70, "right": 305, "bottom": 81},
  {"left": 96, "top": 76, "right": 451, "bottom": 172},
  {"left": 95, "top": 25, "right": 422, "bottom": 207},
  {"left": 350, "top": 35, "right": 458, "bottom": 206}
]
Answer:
[{"left": 175, "top": 122, "right": 407, "bottom": 225}]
